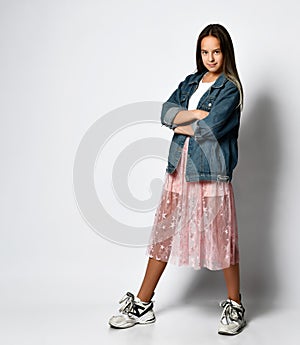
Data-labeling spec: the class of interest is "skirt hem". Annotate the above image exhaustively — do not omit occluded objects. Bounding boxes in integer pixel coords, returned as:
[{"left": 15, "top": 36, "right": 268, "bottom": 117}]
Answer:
[{"left": 147, "top": 253, "right": 239, "bottom": 271}]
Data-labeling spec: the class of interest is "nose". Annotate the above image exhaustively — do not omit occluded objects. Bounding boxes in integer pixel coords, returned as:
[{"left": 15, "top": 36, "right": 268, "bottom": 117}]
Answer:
[{"left": 208, "top": 52, "right": 214, "bottom": 62}]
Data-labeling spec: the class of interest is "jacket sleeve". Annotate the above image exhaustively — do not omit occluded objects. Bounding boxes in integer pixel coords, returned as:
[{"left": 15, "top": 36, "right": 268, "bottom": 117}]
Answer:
[
  {"left": 194, "top": 81, "right": 241, "bottom": 141},
  {"left": 160, "top": 75, "right": 192, "bottom": 130}
]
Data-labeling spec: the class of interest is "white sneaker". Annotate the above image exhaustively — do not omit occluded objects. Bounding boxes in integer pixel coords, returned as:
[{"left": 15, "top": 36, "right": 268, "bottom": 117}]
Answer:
[
  {"left": 108, "top": 291, "right": 156, "bottom": 329},
  {"left": 218, "top": 295, "right": 246, "bottom": 335}
]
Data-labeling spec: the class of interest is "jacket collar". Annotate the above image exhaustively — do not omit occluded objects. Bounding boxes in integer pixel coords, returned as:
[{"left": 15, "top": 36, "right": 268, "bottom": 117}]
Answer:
[{"left": 187, "top": 70, "right": 227, "bottom": 88}]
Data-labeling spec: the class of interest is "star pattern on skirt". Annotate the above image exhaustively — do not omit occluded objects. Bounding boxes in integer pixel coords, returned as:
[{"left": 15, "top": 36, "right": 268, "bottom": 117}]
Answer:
[{"left": 146, "top": 137, "right": 239, "bottom": 270}]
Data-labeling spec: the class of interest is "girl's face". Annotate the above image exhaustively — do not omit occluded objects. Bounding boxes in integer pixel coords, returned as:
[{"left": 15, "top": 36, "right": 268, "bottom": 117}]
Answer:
[{"left": 200, "top": 35, "right": 224, "bottom": 75}]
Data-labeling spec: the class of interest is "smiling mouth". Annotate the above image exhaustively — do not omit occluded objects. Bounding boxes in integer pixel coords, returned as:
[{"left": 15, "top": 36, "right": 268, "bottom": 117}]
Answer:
[{"left": 207, "top": 64, "right": 217, "bottom": 67}]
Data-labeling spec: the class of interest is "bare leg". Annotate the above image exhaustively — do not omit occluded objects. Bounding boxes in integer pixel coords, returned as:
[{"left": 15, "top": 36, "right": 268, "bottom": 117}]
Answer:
[
  {"left": 222, "top": 262, "right": 241, "bottom": 304},
  {"left": 137, "top": 257, "right": 167, "bottom": 302}
]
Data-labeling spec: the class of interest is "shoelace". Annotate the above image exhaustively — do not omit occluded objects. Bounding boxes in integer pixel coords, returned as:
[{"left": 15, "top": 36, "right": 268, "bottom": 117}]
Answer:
[
  {"left": 118, "top": 292, "right": 135, "bottom": 314},
  {"left": 219, "top": 299, "right": 244, "bottom": 325}
]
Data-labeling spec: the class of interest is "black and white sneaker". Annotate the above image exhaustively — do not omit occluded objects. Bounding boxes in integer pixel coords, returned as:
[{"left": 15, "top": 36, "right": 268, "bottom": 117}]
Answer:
[
  {"left": 218, "top": 295, "right": 246, "bottom": 335},
  {"left": 108, "top": 292, "right": 156, "bottom": 329}
]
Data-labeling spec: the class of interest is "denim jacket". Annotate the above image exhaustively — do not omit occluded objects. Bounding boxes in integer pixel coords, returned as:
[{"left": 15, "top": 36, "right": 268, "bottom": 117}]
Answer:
[{"left": 160, "top": 70, "right": 241, "bottom": 182}]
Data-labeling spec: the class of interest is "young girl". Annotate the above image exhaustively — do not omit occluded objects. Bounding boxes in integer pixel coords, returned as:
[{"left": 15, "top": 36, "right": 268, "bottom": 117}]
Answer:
[{"left": 109, "top": 24, "right": 246, "bottom": 336}]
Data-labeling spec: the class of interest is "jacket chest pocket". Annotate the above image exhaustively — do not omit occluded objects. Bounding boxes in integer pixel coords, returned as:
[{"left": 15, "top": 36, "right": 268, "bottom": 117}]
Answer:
[{"left": 198, "top": 95, "right": 215, "bottom": 111}]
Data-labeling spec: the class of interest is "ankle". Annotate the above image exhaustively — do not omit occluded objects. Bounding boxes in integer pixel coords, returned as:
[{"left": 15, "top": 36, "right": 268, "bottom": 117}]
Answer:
[
  {"left": 137, "top": 290, "right": 155, "bottom": 303},
  {"left": 228, "top": 295, "right": 241, "bottom": 304},
  {"left": 228, "top": 292, "right": 242, "bottom": 304},
  {"left": 137, "top": 294, "right": 150, "bottom": 303},
  {"left": 231, "top": 298, "right": 241, "bottom": 304}
]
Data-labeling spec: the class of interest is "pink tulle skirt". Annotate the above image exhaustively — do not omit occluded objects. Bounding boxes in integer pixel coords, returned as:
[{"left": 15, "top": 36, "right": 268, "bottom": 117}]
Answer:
[{"left": 146, "top": 136, "right": 239, "bottom": 270}]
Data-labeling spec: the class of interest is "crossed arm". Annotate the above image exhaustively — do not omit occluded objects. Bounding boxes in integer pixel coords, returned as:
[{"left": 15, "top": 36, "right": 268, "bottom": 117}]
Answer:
[{"left": 173, "top": 109, "right": 210, "bottom": 135}]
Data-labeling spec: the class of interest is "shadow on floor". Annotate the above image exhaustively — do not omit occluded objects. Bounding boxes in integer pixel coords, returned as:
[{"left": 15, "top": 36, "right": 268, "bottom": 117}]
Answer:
[{"left": 156, "top": 92, "right": 281, "bottom": 322}]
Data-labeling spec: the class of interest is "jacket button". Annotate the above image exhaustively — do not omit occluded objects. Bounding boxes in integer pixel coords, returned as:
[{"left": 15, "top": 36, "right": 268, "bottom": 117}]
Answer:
[{"left": 208, "top": 102, "right": 212, "bottom": 107}]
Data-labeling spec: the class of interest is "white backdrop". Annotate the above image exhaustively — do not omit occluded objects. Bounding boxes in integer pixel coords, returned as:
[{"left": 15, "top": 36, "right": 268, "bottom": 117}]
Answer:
[{"left": 1, "top": 0, "right": 300, "bottom": 342}]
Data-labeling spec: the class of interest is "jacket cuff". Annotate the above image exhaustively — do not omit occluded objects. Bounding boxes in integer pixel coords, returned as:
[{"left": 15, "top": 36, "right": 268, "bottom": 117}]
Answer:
[
  {"left": 190, "top": 120, "right": 198, "bottom": 133},
  {"left": 162, "top": 104, "right": 187, "bottom": 129}
]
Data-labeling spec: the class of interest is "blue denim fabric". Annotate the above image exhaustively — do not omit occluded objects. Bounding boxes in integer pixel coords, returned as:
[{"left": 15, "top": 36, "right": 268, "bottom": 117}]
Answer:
[{"left": 161, "top": 71, "right": 241, "bottom": 182}]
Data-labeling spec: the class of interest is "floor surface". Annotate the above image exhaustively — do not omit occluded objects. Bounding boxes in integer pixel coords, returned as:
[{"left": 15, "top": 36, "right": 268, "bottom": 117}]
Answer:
[{"left": 1, "top": 299, "right": 299, "bottom": 345}]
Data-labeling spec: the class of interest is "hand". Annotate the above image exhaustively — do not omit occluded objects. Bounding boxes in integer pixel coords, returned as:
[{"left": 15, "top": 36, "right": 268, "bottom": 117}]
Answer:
[
  {"left": 192, "top": 109, "right": 210, "bottom": 120},
  {"left": 173, "top": 124, "right": 194, "bottom": 136}
]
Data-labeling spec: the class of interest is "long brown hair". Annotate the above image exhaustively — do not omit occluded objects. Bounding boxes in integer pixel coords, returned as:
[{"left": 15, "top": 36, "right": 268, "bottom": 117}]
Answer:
[{"left": 196, "top": 24, "right": 243, "bottom": 108}]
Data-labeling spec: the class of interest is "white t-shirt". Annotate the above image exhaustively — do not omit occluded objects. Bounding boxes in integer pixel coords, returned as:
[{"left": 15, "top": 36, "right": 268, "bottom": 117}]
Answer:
[
  {"left": 188, "top": 78, "right": 214, "bottom": 131},
  {"left": 188, "top": 79, "right": 214, "bottom": 110},
  {"left": 186, "top": 78, "right": 228, "bottom": 195}
]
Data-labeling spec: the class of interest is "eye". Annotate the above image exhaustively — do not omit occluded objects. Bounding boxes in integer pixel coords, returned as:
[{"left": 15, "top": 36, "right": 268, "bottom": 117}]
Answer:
[
  {"left": 214, "top": 50, "right": 221, "bottom": 55},
  {"left": 201, "top": 51, "right": 208, "bottom": 55}
]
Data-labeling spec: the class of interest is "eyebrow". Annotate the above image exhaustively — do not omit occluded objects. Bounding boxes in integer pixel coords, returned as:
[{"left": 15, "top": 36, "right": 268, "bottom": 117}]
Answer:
[{"left": 201, "top": 48, "right": 221, "bottom": 52}]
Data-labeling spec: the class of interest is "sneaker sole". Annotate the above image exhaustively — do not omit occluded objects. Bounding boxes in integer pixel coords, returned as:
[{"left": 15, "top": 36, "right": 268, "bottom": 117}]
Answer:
[
  {"left": 218, "top": 320, "right": 246, "bottom": 336},
  {"left": 109, "top": 317, "right": 156, "bottom": 329}
]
